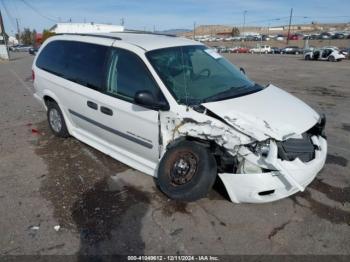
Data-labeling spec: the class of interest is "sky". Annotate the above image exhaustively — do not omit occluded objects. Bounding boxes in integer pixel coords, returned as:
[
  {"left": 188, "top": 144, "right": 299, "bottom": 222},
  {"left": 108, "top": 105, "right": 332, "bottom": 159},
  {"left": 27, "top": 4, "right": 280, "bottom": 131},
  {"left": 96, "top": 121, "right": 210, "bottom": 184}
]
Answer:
[{"left": 1, "top": 0, "right": 350, "bottom": 35}]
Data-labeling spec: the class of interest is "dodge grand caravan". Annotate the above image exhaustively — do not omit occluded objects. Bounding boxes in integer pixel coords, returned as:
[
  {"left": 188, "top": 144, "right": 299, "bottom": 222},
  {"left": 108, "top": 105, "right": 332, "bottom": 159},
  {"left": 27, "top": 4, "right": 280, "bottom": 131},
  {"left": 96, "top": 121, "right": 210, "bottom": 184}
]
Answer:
[{"left": 32, "top": 32, "right": 327, "bottom": 203}]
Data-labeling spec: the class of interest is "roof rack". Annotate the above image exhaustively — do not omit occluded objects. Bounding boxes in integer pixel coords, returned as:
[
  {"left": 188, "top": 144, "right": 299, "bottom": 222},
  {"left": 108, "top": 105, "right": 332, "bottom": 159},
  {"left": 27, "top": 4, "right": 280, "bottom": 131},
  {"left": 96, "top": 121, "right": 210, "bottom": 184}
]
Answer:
[
  {"left": 56, "top": 33, "right": 122, "bottom": 40},
  {"left": 113, "top": 30, "right": 177, "bottom": 37}
]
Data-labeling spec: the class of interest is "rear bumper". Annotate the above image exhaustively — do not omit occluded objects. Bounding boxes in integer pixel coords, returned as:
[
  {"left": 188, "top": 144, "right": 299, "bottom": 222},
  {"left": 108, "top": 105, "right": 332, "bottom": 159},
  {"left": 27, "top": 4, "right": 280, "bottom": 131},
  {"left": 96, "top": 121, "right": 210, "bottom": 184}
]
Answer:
[{"left": 219, "top": 136, "right": 327, "bottom": 203}]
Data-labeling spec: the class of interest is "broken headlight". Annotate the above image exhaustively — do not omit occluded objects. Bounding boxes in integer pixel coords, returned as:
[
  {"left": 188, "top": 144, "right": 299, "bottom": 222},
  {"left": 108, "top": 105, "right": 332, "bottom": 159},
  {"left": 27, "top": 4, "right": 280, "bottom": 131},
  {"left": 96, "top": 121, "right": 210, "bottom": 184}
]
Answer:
[{"left": 248, "top": 140, "right": 270, "bottom": 157}]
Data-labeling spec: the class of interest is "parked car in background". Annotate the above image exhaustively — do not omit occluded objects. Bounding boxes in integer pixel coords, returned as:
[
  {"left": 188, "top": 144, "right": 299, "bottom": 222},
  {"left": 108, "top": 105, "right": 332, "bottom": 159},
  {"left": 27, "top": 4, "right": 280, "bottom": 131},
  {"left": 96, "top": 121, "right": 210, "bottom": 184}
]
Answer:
[
  {"left": 319, "top": 32, "right": 331, "bottom": 39},
  {"left": 304, "top": 48, "right": 346, "bottom": 62},
  {"left": 211, "top": 46, "right": 219, "bottom": 52},
  {"left": 231, "top": 47, "right": 250, "bottom": 53},
  {"left": 9, "top": 45, "right": 18, "bottom": 51},
  {"left": 269, "top": 47, "right": 282, "bottom": 54},
  {"left": 340, "top": 48, "right": 350, "bottom": 58},
  {"left": 288, "top": 34, "right": 303, "bottom": 40},
  {"left": 217, "top": 46, "right": 228, "bottom": 53},
  {"left": 261, "top": 35, "right": 270, "bottom": 41},
  {"left": 281, "top": 46, "right": 302, "bottom": 55},
  {"left": 304, "top": 34, "right": 320, "bottom": 40},
  {"left": 29, "top": 46, "right": 40, "bottom": 55},
  {"left": 332, "top": 33, "right": 345, "bottom": 39},
  {"left": 250, "top": 45, "right": 271, "bottom": 54},
  {"left": 275, "top": 35, "right": 285, "bottom": 41},
  {"left": 302, "top": 46, "right": 316, "bottom": 54},
  {"left": 12, "top": 45, "right": 32, "bottom": 52}
]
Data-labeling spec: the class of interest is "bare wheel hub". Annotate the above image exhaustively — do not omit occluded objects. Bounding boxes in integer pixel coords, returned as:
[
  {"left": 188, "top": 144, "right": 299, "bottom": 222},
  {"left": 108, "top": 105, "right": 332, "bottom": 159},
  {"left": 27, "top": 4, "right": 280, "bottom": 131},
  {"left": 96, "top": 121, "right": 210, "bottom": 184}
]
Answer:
[{"left": 170, "top": 152, "right": 198, "bottom": 185}]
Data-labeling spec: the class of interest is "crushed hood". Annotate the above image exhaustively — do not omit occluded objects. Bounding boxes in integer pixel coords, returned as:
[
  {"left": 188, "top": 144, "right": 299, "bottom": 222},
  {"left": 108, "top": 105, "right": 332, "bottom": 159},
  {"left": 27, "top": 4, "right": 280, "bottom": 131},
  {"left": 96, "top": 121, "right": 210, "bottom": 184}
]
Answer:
[{"left": 203, "top": 84, "right": 320, "bottom": 141}]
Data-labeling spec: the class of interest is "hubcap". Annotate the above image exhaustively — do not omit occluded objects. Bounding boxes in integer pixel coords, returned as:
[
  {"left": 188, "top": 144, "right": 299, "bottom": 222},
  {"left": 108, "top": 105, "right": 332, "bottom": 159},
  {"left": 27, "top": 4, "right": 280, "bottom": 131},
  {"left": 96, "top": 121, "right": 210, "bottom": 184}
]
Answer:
[
  {"left": 49, "top": 108, "right": 62, "bottom": 133},
  {"left": 170, "top": 152, "right": 198, "bottom": 185}
]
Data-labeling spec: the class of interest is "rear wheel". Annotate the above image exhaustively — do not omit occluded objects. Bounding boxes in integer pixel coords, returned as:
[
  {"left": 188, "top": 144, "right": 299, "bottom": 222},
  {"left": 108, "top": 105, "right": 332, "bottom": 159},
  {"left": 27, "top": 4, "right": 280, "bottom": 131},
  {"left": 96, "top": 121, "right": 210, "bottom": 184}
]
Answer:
[
  {"left": 47, "top": 102, "right": 69, "bottom": 138},
  {"left": 329, "top": 56, "right": 336, "bottom": 62},
  {"left": 305, "top": 55, "right": 310, "bottom": 60},
  {"left": 157, "top": 141, "right": 217, "bottom": 201}
]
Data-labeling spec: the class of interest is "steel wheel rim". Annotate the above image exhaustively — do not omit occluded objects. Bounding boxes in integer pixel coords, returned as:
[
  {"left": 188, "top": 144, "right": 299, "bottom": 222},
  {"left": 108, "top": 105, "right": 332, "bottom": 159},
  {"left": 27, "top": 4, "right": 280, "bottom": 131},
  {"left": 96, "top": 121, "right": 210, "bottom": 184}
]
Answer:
[
  {"left": 170, "top": 152, "right": 198, "bottom": 186},
  {"left": 49, "top": 108, "right": 62, "bottom": 133}
]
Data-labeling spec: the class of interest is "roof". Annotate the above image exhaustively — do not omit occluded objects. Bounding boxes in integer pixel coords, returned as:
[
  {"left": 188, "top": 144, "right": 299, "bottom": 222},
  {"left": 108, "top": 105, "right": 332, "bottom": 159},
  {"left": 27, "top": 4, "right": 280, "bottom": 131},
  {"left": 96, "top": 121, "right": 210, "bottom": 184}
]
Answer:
[
  {"left": 95, "top": 32, "right": 202, "bottom": 51},
  {"left": 50, "top": 23, "right": 124, "bottom": 34},
  {"left": 53, "top": 32, "right": 203, "bottom": 51}
]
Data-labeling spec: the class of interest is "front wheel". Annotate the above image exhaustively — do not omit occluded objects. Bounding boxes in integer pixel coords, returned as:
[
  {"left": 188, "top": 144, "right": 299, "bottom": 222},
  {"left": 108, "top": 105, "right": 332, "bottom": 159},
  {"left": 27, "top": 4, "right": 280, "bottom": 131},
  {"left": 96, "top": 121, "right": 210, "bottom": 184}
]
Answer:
[{"left": 157, "top": 141, "right": 217, "bottom": 201}]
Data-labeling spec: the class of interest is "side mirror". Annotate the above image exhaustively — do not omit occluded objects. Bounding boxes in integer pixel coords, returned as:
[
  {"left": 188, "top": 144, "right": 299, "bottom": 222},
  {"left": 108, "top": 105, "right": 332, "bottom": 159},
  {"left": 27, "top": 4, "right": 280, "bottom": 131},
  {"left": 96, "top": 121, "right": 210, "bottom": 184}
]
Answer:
[
  {"left": 240, "top": 67, "right": 246, "bottom": 75},
  {"left": 134, "top": 90, "right": 169, "bottom": 111}
]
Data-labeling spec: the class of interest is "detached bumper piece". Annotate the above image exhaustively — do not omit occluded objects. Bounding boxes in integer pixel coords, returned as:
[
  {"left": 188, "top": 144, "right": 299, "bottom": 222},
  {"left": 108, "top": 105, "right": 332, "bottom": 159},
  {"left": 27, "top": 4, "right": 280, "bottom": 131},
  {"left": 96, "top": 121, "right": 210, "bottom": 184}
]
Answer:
[{"left": 219, "top": 134, "right": 327, "bottom": 204}]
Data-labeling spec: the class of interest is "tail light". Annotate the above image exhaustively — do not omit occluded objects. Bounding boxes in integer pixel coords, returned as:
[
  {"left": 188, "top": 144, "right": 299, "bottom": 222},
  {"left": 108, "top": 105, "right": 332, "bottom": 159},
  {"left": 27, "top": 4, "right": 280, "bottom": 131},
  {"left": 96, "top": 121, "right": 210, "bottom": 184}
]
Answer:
[{"left": 32, "top": 69, "right": 35, "bottom": 81}]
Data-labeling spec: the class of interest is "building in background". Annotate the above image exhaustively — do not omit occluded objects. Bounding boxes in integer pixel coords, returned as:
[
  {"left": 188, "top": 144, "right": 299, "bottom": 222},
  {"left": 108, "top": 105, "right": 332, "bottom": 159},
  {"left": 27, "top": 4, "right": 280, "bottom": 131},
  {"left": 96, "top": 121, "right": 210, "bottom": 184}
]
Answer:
[
  {"left": 49, "top": 22, "right": 124, "bottom": 34},
  {"left": 0, "top": 10, "right": 9, "bottom": 60},
  {"left": 8, "top": 36, "right": 19, "bottom": 45}
]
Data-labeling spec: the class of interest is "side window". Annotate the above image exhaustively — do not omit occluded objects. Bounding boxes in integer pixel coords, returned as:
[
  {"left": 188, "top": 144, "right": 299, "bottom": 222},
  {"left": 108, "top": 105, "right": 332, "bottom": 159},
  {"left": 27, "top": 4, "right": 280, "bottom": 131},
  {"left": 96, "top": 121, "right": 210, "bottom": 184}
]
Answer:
[
  {"left": 64, "top": 41, "right": 108, "bottom": 92},
  {"left": 106, "top": 48, "right": 160, "bottom": 102},
  {"left": 36, "top": 40, "right": 108, "bottom": 92},
  {"left": 36, "top": 41, "right": 67, "bottom": 76}
]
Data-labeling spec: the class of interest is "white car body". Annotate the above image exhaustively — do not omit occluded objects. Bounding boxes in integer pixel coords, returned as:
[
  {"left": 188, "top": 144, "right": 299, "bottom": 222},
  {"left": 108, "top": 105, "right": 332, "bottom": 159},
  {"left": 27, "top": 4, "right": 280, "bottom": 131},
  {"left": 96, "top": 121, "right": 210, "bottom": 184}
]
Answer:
[
  {"left": 32, "top": 33, "right": 327, "bottom": 203},
  {"left": 304, "top": 47, "right": 346, "bottom": 61},
  {"left": 250, "top": 45, "right": 271, "bottom": 54}
]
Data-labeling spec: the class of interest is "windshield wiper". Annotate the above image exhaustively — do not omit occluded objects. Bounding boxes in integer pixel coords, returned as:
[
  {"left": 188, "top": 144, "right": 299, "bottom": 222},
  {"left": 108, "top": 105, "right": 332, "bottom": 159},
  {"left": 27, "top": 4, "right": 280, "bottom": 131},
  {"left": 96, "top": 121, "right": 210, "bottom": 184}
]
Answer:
[
  {"left": 202, "top": 86, "right": 247, "bottom": 103},
  {"left": 202, "top": 84, "right": 261, "bottom": 103}
]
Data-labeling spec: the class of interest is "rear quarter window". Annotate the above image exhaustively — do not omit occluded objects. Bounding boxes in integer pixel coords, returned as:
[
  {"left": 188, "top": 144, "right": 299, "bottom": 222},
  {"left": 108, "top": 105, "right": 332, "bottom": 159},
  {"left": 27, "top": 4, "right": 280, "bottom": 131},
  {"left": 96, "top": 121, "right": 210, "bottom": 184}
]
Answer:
[
  {"left": 36, "top": 41, "right": 66, "bottom": 77},
  {"left": 36, "top": 40, "right": 108, "bottom": 92}
]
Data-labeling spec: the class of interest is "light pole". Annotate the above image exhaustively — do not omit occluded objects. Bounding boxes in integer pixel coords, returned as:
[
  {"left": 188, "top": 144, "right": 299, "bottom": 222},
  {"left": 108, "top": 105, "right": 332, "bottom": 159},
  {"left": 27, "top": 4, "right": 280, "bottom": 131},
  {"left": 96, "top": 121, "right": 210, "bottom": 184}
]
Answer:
[{"left": 242, "top": 10, "right": 247, "bottom": 38}]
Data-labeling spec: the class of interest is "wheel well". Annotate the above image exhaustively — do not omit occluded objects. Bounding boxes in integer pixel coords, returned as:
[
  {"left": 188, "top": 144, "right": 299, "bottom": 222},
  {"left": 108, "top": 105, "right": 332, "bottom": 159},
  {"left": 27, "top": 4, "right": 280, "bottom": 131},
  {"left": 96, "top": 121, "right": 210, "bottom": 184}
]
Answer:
[
  {"left": 166, "top": 136, "right": 237, "bottom": 173},
  {"left": 43, "top": 96, "right": 56, "bottom": 106}
]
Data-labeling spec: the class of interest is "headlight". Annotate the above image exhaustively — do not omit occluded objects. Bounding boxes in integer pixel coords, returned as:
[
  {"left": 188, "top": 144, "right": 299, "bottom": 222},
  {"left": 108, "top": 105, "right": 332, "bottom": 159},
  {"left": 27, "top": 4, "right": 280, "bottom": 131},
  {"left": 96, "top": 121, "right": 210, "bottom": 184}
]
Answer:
[{"left": 248, "top": 140, "right": 270, "bottom": 157}]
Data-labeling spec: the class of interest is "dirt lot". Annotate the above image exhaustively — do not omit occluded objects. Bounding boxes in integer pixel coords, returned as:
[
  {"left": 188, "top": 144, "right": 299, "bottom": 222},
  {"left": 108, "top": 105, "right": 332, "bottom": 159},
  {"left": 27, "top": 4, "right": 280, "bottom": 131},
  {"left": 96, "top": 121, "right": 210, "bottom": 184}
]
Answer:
[{"left": 0, "top": 52, "right": 349, "bottom": 257}]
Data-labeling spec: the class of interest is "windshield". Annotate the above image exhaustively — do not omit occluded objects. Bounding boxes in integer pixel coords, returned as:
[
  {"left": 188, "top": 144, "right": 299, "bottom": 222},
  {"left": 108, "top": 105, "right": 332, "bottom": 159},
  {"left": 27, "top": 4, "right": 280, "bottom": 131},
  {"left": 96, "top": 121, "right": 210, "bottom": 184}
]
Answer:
[{"left": 146, "top": 45, "right": 262, "bottom": 105}]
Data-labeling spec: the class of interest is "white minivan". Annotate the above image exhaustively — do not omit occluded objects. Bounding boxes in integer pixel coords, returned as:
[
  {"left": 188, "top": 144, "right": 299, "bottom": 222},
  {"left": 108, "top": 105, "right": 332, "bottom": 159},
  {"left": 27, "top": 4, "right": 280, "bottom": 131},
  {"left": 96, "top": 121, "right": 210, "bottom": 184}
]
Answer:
[{"left": 32, "top": 32, "right": 327, "bottom": 203}]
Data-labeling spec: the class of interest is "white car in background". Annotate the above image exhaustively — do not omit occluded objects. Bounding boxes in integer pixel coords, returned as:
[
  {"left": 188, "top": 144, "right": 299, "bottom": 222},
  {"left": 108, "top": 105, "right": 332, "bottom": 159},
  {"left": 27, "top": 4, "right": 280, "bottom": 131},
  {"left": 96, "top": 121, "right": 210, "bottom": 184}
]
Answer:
[
  {"left": 32, "top": 32, "right": 327, "bottom": 204},
  {"left": 250, "top": 45, "right": 271, "bottom": 54},
  {"left": 304, "top": 47, "right": 346, "bottom": 62}
]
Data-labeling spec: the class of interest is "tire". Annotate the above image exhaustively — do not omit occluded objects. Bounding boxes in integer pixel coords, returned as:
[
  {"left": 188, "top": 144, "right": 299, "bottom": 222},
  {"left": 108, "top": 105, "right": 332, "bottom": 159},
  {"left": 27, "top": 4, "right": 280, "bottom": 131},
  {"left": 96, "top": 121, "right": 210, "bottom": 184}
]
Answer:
[
  {"left": 329, "top": 56, "right": 336, "bottom": 62},
  {"left": 295, "top": 51, "right": 299, "bottom": 55},
  {"left": 157, "top": 140, "right": 217, "bottom": 201},
  {"left": 47, "top": 101, "right": 69, "bottom": 138},
  {"left": 305, "top": 55, "right": 310, "bottom": 60}
]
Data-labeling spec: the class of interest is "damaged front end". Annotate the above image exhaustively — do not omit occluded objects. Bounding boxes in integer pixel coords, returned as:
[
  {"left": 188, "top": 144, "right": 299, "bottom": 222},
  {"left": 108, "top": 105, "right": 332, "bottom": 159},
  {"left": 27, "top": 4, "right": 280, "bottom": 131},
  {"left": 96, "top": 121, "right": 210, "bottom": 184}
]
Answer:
[
  {"left": 159, "top": 102, "right": 327, "bottom": 204},
  {"left": 220, "top": 121, "right": 327, "bottom": 203}
]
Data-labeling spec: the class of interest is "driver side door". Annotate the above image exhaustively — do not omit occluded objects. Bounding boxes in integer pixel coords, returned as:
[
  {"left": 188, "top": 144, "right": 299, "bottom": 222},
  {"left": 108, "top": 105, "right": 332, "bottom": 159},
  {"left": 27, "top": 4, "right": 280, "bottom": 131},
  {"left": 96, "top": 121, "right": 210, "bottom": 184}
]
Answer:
[{"left": 96, "top": 47, "right": 165, "bottom": 175}]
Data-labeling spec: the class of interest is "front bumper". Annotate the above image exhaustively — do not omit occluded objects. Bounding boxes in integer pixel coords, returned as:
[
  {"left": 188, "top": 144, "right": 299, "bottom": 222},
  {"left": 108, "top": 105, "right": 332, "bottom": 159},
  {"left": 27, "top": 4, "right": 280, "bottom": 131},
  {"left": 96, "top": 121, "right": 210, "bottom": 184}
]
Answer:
[{"left": 218, "top": 136, "right": 327, "bottom": 203}]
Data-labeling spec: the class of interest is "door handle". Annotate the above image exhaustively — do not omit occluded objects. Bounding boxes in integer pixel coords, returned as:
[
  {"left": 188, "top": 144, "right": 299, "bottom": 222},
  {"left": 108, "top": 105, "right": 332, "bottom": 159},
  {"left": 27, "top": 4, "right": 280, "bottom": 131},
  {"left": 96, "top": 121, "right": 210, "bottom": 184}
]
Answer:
[
  {"left": 87, "top": 101, "right": 98, "bottom": 110},
  {"left": 100, "top": 106, "right": 113, "bottom": 116}
]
